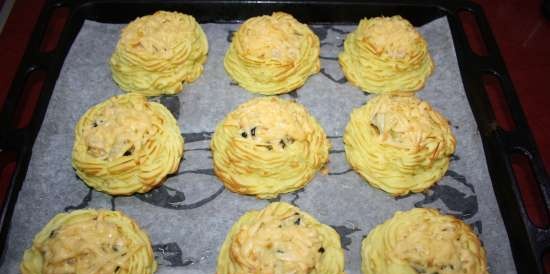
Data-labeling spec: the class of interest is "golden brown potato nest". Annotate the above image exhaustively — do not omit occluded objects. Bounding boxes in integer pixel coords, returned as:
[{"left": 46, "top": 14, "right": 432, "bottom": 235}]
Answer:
[
  {"left": 344, "top": 94, "right": 456, "bottom": 196},
  {"left": 224, "top": 12, "right": 320, "bottom": 95},
  {"left": 110, "top": 11, "right": 208, "bottom": 96},
  {"left": 20, "top": 209, "right": 157, "bottom": 274},
  {"left": 361, "top": 208, "right": 488, "bottom": 274},
  {"left": 217, "top": 202, "right": 345, "bottom": 274},
  {"left": 339, "top": 16, "right": 434, "bottom": 94},
  {"left": 211, "top": 97, "right": 330, "bottom": 199},
  {"left": 72, "top": 93, "right": 183, "bottom": 195}
]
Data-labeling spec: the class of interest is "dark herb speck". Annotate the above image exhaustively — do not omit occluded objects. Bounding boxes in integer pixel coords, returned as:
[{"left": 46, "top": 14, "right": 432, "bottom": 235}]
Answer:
[
  {"left": 294, "top": 218, "right": 301, "bottom": 225},
  {"left": 318, "top": 247, "right": 325, "bottom": 253},
  {"left": 123, "top": 146, "right": 134, "bottom": 156},
  {"left": 241, "top": 132, "right": 248, "bottom": 138},
  {"left": 251, "top": 127, "right": 256, "bottom": 137}
]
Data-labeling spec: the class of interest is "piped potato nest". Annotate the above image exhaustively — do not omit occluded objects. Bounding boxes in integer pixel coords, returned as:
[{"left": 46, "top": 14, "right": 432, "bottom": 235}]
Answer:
[
  {"left": 339, "top": 16, "right": 434, "bottom": 94},
  {"left": 211, "top": 97, "right": 330, "bottom": 199},
  {"left": 344, "top": 94, "right": 456, "bottom": 196},
  {"left": 216, "top": 202, "right": 345, "bottom": 274},
  {"left": 72, "top": 93, "right": 183, "bottom": 195},
  {"left": 110, "top": 11, "right": 208, "bottom": 96},
  {"left": 224, "top": 12, "right": 320, "bottom": 95},
  {"left": 20, "top": 209, "right": 157, "bottom": 274},
  {"left": 361, "top": 208, "right": 489, "bottom": 274}
]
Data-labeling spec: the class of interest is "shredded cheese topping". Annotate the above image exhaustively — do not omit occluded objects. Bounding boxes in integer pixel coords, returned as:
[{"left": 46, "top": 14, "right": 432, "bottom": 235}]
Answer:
[
  {"left": 237, "top": 14, "right": 303, "bottom": 63},
  {"left": 230, "top": 209, "right": 322, "bottom": 273},
  {"left": 361, "top": 208, "right": 489, "bottom": 274},
  {"left": 40, "top": 215, "right": 131, "bottom": 273},
  {"left": 83, "top": 101, "right": 155, "bottom": 161},
  {"left": 120, "top": 11, "right": 196, "bottom": 58},
  {"left": 357, "top": 16, "right": 421, "bottom": 59}
]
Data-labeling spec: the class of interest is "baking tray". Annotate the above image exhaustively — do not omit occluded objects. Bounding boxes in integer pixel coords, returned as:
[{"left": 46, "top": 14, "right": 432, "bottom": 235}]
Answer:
[{"left": 0, "top": 0, "right": 548, "bottom": 273}]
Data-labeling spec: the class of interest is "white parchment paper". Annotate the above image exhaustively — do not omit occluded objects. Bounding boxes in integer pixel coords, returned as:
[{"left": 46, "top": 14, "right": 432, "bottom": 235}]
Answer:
[{"left": 0, "top": 17, "right": 517, "bottom": 274}]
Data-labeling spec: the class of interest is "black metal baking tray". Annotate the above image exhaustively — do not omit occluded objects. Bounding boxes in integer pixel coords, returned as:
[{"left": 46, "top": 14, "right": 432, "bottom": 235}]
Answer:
[{"left": 0, "top": 0, "right": 548, "bottom": 273}]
